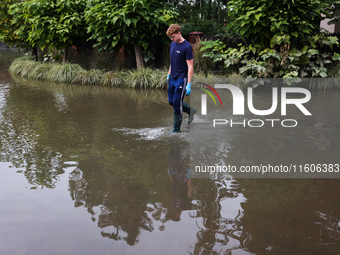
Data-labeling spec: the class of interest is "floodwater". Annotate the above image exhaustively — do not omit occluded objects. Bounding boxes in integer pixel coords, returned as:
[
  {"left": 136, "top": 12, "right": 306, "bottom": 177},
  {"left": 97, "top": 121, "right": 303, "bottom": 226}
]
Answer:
[{"left": 1, "top": 49, "right": 340, "bottom": 255}]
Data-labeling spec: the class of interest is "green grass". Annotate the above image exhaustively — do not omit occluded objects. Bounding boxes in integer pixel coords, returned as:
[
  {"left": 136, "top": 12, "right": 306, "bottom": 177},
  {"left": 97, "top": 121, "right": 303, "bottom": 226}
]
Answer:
[
  {"left": 48, "top": 63, "right": 83, "bottom": 83},
  {"left": 125, "top": 68, "right": 167, "bottom": 89},
  {"left": 76, "top": 69, "right": 104, "bottom": 86},
  {"left": 7, "top": 58, "right": 249, "bottom": 90},
  {"left": 102, "top": 71, "right": 125, "bottom": 87},
  {"left": 9, "top": 57, "right": 38, "bottom": 77},
  {"left": 10, "top": 58, "right": 340, "bottom": 91},
  {"left": 8, "top": 59, "right": 169, "bottom": 89},
  {"left": 27, "top": 63, "right": 52, "bottom": 80}
]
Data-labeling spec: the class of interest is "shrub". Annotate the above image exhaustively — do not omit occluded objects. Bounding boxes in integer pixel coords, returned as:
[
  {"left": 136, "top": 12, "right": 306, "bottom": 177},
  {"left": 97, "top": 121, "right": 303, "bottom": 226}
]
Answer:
[
  {"left": 201, "top": 35, "right": 340, "bottom": 85},
  {"left": 198, "top": 0, "right": 340, "bottom": 85}
]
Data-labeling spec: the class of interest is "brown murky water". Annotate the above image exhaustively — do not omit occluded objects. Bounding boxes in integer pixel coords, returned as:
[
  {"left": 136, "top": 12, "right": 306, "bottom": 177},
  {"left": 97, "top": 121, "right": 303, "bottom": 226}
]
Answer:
[{"left": 1, "top": 49, "right": 340, "bottom": 255}]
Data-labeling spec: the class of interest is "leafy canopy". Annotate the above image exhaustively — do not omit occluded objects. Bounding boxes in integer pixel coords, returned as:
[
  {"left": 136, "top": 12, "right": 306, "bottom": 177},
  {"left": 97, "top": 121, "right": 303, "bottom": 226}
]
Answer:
[
  {"left": 85, "top": 0, "right": 178, "bottom": 59},
  {"left": 0, "top": 0, "right": 30, "bottom": 47},
  {"left": 228, "top": 0, "right": 340, "bottom": 48},
  {"left": 170, "top": 0, "right": 228, "bottom": 35},
  {"left": 201, "top": 0, "right": 340, "bottom": 82},
  {"left": 9, "top": 0, "right": 88, "bottom": 51}
]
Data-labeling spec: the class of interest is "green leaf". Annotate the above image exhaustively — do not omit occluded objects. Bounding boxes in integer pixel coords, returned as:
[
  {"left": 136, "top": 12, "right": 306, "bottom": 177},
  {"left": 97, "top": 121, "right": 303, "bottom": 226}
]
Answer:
[
  {"left": 112, "top": 16, "right": 119, "bottom": 25},
  {"left": 125, "top": 18, "right": 131, "bottom": 26},
  {"left": 254, "top": 13, "right": 262, "bottom": 21},
  {"left": 291, "top": 31, "right": 298, "bottom": 37},
  {"left": 308, "top": 49, "right": 319, "bottom": 56},
  {"left": 202, "top": 52, "right": 214, "bottom": 58},
  {"left": 319, "top": 71, "right": 328, "bottom": 78},
  {"left": 333, "top": 53, "right": 340, "bottom": 61},
  {"left": 131, "top": 18, "right": 138, "bottom": 27}
]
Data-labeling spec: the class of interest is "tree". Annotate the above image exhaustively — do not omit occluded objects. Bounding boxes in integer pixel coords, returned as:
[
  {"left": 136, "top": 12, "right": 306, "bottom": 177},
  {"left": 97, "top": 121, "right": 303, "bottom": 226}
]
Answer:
[
  {"left": 227, "top": 0, "right": 340, "bottom": 48},
  {"left": 201, "top": 0, "right": 340, "bottom": 82},
  {"left": 85, "top": 0, "right": 178, "bottom": 69},
  {"left": 169, "top": 0, "right": 228, "bottom": 35},
  {"left": 9, "top": 0, "right": 88, "bottom": 62},
  {"left": 0, "top": 0, "right": 30, "bottom": 48}
]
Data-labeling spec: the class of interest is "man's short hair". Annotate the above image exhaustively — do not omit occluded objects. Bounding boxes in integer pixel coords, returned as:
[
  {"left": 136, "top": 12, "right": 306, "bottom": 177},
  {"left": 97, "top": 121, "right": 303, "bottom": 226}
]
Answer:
[{"left": 166, "top": 24, "right": 181, "bottom": 37}]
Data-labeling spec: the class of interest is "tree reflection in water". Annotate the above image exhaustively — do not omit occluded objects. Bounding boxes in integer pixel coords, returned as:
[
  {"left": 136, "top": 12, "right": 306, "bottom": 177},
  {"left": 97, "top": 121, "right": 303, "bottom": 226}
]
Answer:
[
  {"left": 0, "top": 83, "right": 65, "bottom": 188},
  {"left": 68, "top": 159, "right": 170, "bottom": 245},
  {"left": 188, "top": 178, "right": 251, "bottom": 255},
  {"left": 66, "top": 144, "right": 251, "bottom": 253}
]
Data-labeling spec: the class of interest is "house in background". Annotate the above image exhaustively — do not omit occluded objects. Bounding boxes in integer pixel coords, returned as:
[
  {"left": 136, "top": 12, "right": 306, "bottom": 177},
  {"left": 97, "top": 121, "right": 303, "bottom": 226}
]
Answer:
[{"left": 320, "top": 18, "right": 340, "bottom": 33}]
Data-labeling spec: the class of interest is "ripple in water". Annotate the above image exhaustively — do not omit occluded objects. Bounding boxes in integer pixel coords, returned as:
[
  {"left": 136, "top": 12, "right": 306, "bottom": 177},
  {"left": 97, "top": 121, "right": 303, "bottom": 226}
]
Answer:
[{"left": 112, "top": 127, "right": 172, "bottom": 140}]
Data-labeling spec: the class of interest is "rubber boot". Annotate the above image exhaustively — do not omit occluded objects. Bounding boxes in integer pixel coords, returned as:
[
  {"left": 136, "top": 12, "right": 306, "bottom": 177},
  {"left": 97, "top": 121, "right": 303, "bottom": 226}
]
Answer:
[
  {"left": 182, "top": 102, "right": 197, "bottom": 123},
  {"left": 171, "top": 114, "right": 182, "bottom": 133}
]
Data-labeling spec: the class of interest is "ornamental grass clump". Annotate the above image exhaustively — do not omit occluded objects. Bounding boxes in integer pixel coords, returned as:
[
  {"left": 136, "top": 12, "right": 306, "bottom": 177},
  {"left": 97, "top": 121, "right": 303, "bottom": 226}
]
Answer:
[
  {"left": 20, "top": 61, "right": 40, "bottom": 78},
  {"left": 9, "top": 58, "right": 39, "bottom": 77},
  {"left": 9, "top": 59, "right": 168, "bottom": 89},
  {"left": 27, "top": 63, "right": 52, "bottom": 80},
  {"left": 125, "top": 68, "right": 167, "bottom": 89},
  {"left": 192, "top": 38, "right": 213, "bottom": 77},
  {"left": 102, "top": 71, "right": 125, "bottom": 87},
  {"left": 8, "top": 58, "right": 26, "bottom": 75},
  {"left": 48, "top": 63, "right": 83, "bottom": 83},
  {"left": 76, "top": 69, "right": 104, "bottom": 86}
]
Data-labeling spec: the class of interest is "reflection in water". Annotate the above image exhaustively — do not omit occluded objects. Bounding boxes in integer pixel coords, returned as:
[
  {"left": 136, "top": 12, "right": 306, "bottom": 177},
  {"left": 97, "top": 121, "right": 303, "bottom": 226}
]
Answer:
[
  {"left": 167, "top": 144, "right": 193, "bottom": 221},
  {"left": 1, "top": 51, "right": 340, "bottom": 254},
  {"left": 166, "top": 144, "right": 252, "bottom": 254},
  {"left": 190, "top": 178, "right": 251, "bottom": 255},
  {"left": 238, "top": 179, "right": 340, "bottom": 255},
  {"left": 0, "top": 83, "right": 65, "bottom": 188},
  {"left": 68, "top": 160, "right": 154, "bottom": 245}
]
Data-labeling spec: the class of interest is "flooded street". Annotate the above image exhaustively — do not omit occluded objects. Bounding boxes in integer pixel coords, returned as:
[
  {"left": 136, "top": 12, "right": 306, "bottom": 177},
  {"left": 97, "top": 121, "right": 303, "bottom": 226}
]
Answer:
[{"left": 1, "top": 49, "right": 340, "bottom": 255}]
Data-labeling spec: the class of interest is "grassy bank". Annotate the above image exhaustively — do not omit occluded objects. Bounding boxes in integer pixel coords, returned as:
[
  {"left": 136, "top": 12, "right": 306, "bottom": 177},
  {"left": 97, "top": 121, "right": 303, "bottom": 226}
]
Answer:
[
  {"left": 9, "top": 57, "right": 340, "bottom": 91},
  {"left": 9, "top": 57, "right": 246, "bottom": 90},
  {"left": 9, "top": 58, "right": 169, "bottom": 89}
]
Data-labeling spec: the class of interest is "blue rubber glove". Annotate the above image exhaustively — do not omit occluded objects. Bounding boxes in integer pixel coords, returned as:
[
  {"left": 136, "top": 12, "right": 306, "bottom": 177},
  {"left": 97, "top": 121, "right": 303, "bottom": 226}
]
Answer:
[
  {"left": 186, "top": 82, "right": 191, "bottom": 96},
  {"left": 167, "top": 74, "right": 170, "bottom": 84}
]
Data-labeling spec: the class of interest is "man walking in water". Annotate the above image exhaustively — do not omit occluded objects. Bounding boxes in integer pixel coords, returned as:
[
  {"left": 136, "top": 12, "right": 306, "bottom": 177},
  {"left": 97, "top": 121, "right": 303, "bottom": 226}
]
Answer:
[{"left": 166, "top": 24, "right": 196, "bottom": 133}]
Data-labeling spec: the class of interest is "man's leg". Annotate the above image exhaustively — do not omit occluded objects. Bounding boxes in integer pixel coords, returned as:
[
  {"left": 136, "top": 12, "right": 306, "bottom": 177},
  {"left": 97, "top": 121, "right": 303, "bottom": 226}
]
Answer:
[
  {"left": 182, "top": 102, "right": 197, "bottom": 123},
  {"left": 171, "top": 114, "right": 182, "bottom": 133},
  {"left": 182, "top": 80, "right": 197, "bottom": 123},
  {"left": 171, "top": 79, "right": 186, "bottom": 133},
  {"left": 167, "top": 80, "right": 175, "bottom": 107}
]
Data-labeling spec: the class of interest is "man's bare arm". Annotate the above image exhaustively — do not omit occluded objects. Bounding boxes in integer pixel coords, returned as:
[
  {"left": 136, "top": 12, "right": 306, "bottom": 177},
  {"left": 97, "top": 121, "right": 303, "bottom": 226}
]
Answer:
[{"left": 187, "top": 59, "right": 193, "bottom": 83}]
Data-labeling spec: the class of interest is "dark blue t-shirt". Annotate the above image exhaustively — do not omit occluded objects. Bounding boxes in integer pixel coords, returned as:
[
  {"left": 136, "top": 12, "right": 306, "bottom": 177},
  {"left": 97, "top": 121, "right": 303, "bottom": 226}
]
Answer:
[{"left": 170, "top": 40, "right": 193, "bottom": 80}]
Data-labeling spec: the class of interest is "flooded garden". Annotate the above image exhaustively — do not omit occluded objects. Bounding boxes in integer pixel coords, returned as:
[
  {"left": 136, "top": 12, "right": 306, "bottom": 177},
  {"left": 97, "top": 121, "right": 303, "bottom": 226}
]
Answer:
[{"left": 1, "top": 49, "right": 340, "bottom": 255}]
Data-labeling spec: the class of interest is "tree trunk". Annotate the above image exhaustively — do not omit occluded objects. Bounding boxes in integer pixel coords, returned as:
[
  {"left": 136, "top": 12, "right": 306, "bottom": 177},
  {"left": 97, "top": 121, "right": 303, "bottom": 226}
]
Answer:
[
  {"left": 32, "top": 46, "right": 38, "bottom": 61},
  {"left": 37, "top": 46, "right": 43, "bottom": 61},
  {"left": 36, "top": 46, "right": 49, "bottom": 61},
  {"left": 63, "top": 47, "right": 68, "bottom": 63},
  {"left": 134, "top": 43, "right": 144, "bottom": 69}
]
